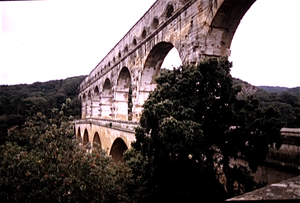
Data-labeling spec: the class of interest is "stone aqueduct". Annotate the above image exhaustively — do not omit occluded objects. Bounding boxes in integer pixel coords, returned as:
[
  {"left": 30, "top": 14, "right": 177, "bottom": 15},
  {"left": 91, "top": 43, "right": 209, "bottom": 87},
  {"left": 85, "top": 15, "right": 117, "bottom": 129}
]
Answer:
[{"left": 75, "top": 0, "right": 256, "bottom": 161}]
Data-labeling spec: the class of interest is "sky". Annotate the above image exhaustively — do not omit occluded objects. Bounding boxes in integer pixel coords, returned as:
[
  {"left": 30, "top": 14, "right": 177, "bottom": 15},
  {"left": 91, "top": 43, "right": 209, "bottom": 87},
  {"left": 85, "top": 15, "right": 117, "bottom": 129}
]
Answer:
[{"left": 0, "top": 0, "right": 299, "bottom": 88}]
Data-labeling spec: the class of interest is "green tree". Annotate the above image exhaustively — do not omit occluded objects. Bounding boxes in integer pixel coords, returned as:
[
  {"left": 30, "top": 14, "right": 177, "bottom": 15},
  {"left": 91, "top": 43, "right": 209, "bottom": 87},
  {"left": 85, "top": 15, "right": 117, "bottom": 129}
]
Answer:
[
  {"left": 0, "top": 100, "right": 130, "bottom": 203},
  {"left": 124, "top": 58, "right": 283, "bottom": 202}
]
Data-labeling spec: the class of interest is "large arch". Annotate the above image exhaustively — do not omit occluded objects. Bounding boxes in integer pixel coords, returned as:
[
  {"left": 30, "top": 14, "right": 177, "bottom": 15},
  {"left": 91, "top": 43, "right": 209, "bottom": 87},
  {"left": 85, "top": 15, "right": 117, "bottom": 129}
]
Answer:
[
  {"left": 115, "top": 67, "right": 132, "bottom": 121},
  {"left": 101, "top": 78, "right": 113, "bottom": 119},
  {"left": 91, "top": 86, "right": 100, "bottom": 117},
  {"left": 109, "top": 138, "right": 128, "bottom": 163},
  {"left": 138, "top": 42, "right": 178, "bottom": 108},
  {"left": 201, "top": 0, "right": 256, "bottom": 58}
]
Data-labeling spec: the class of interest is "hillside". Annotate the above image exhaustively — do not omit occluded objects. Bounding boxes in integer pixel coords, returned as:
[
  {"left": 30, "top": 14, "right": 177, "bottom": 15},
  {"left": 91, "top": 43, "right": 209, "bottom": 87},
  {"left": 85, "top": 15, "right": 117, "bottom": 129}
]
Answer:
[
  {"left": 258, "top": 86, "right": 300, "bottom": 99},
  {"left": 0, "top": 75, "right": 86, "bottom": 141},
  {"left": 233, "top": 78, "right": 300, "bottom": 128}
]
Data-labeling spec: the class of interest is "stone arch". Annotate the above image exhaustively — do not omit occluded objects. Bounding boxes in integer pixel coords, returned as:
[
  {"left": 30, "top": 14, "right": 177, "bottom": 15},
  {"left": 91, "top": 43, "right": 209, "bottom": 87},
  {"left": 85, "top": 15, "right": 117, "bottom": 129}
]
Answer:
[
  {"left": 91, "top": 86, "right": 100, "bottom": 117},
  {"left": 165, "top": 3, "right": 174, "bottom": 18},
  {"left": 109, "top": 138, "right": 128, "bottom": 163},
  {"left": 137, "top": 41, "right": 178, "bottom": 118},
  {"left": 133, "top": 38, "right": 137, "bottom": 46},
  {"left": 77, "top": 127, "right": 82, "bottom": 143},
  {"left": 203, "top": 0, "right": 256, "bottom": 58},
  {"left": 101, "top": 78, "right": 113, "bottom": 119},
  {"left": 94, "top": 86, "right": 100, "bottom": 96},
  {"left": 140, "top": 41, "right": 175, "bottom": 90},
  {"left": 83, "top": 129, "right": 89, "bottom": 146},
  {"left": 152, "top": 17, "right": 159, "bottom": 30},
  {"left": 115, "top": 67, "right": 132, "bottom": 120},
  {"left": 142, "top": 29, "right": 147, "bottom": 39},
  {"left": 93, "top": 132, "right": 101, "bottom": 148}
]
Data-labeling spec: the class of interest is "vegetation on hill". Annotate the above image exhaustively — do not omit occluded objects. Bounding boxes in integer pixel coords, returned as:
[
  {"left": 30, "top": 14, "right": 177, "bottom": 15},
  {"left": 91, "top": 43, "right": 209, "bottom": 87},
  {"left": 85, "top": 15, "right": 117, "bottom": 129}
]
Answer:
[
  {"left": 0, "top": 100, "right": 130, "bottom": 203},
  {"left": 233, "top": 79, "right": 300, "bottom": 128},
  {"left": 0, "top": 76, "right": 86, "bottom": 144}
]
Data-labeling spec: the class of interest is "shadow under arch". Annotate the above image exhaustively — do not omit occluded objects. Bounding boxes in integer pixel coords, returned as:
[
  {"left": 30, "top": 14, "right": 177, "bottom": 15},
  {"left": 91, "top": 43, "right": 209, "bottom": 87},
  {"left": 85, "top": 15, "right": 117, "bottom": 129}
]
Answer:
[
  {"left": 83, "top": 129, "right": 89, "bottom": 146},
  {"left": 109, "top": 138, "right": 128, "bottom": 163},
  {"left": 93, "top": 132, "right": 101, "bottom": 148},
  {"left": 138, "top": 42, "right": 181, "bottom": 106},
  {"left": 115, "top": 67, "right": 132, "bottom": 121},
  {"left": 77, "top": 127, "right": 82, "bottom": 143}
]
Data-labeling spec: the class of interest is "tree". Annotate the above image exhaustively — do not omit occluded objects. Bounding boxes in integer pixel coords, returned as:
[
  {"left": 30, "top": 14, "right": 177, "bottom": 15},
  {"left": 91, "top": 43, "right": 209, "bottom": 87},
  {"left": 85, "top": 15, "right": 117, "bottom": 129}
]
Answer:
[
  {"left": 0, "top": 99, "right": 130, "bottom": 203},
  {"left": 124, "top": 57, "right": 283, "bottom": 202}
]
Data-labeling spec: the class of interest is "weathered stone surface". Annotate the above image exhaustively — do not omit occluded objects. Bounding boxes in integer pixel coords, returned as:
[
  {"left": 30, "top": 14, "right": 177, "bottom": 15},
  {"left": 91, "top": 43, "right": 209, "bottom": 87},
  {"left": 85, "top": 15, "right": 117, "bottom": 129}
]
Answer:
[
  {"left": 78, "top": 0, "right": 256, "bottom": 122},
  {"left": 75, "top": 0, "right": 257, "bottom": 159},
  {"left": 226, "top": 175, "right": 300, "bottom": 200}
]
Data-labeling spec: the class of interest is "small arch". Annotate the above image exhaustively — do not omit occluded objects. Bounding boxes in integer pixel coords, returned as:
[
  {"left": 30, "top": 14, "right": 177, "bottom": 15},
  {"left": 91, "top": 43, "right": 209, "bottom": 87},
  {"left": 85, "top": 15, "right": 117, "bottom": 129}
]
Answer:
[
  {"left": 88, "top": 90, "right": 91, "bottom": 99},
  {"left": 83, "top": 93, "right": 86, "bottom": 100},
  {"left": 108, "top": 62, "right": 111, "bottom": 67},
  {"left": 142, "top": 29, "right": 147, "bottom": 39},
  {"left": 109, "top": 138, "right": 128, "bottom": 163},
  {"left": 124, "top": 45, "right": 129, "bottom": 53},
  {"left": 117, "top": 67, "right": 131, "bottom": 88},
  {"left": 113, "top": 57, "right": 116, "bottom": 63},
  {"left": 118, "top": 52, "right": 122, "bottom": 59},
  {"left": 93, "top": 132, "right": 101, "bottom": 148},
  {"left": 152, "top": 17, "right": 159, "bottom": 29},
  {"left": 166, "top": 4, "right": 174, "bottom": 18},
  {"left": 83, "top": 129, "right": 89, "bottom": 146},
  {"left": 133, "top": 38, "right": 137, "bottom": 46},
  {"left": 94, "top": 86, "right": 100, "bottom": 96},
  {"left": 103, "top": 78, "right": 111, "bottom": 90}
]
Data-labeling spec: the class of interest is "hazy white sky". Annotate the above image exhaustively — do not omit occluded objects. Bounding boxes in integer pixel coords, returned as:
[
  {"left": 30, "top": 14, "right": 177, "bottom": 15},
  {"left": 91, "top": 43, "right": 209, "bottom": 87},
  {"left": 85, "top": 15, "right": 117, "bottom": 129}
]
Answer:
[{"left": 0, "top": 0, "right": 299, "bottom": 87}]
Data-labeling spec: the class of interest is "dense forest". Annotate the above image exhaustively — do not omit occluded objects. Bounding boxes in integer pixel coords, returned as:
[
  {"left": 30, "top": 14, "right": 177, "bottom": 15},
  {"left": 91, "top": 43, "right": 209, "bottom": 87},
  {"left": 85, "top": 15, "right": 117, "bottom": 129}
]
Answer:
[
  {"left": 233, "top": 78, "right": 300, "bottom": 128},
  {"left": 0, "top": 76, "right": 86, "bottom": 144}
]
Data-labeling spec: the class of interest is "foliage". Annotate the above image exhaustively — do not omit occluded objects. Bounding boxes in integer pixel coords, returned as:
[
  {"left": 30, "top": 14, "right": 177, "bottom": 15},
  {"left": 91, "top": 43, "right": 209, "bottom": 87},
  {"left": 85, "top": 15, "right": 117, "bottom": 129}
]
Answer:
[
  {"left": 0, "top": 100, "right": 130, "bottom": 203},
  {"left": 233, "top": 79, "right": 300, "bottom": 127},
  {"left": 124, "top": 58, "right": 283, "bottom": 202},
  {"left": 0, "top": 76, "right": 85, "bottom": 143},
  {"left": 253, "top": 89, "right": 300, "bottom": 128}
]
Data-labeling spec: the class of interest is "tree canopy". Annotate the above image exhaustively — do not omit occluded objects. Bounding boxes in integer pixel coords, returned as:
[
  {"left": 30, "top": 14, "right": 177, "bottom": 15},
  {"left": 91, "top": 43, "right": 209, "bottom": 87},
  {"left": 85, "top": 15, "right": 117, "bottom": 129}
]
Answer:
[
  {"left": 0, "top": 99, "right": 130, "bottom": 203},
  {"left": 124, "top": 58, "right": 284, "bottom": 202},
  {"left": 0, "top": 76, "right": 86, "bottom": 144}
]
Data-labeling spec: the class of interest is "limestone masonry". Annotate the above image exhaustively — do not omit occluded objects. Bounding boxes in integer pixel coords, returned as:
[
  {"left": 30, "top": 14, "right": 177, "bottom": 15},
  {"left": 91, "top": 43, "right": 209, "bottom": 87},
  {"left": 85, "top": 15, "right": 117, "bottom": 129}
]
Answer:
[{"left": 75, "top": 0, "right": 256, "bottom": 158}]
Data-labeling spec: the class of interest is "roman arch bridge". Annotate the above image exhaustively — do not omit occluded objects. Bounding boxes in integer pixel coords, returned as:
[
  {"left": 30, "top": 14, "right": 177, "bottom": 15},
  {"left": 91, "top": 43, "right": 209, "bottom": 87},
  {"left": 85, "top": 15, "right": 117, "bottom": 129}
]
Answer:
[{"left": 74, "top": 0, "right": 256, "bottom": 161}]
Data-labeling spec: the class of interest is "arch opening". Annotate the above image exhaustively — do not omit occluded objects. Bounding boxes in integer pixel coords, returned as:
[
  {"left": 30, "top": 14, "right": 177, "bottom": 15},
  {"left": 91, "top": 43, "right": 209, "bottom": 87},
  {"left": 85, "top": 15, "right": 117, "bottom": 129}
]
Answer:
[
  {"left": 101, "top": 78, "right": 113, "bottom": 119},
  {"left": 205, "top": 0, "right": 256, "bottom": 56},
  {"left": 94, "top": 86, "right": 99, "bottom": 95},
  {"left": 140, "top": 42, "right": 181, "bottom": 92},
  {"left": 83, "top": 129, "right": 89, "bottom": 146},
  {"left": 166, "top": 4, "right": 174, "bottom": 18},
  {"left": 152, "top": 17, "right": 159, "bottom": 29},
  {"left": 93, "top": 132, "right": 101, "bottom": 148},
  {"left": 109, "top": 138, "right": 128, "bottom": 163},
  {"left": 137, "top": 42, "right": 182, "bottom": 118},
  {"left": 116, "top": 67, "right": 132, "bottom": 120},
  {"left": 77, "top": 127, "right": 82, "bottom": 143}
]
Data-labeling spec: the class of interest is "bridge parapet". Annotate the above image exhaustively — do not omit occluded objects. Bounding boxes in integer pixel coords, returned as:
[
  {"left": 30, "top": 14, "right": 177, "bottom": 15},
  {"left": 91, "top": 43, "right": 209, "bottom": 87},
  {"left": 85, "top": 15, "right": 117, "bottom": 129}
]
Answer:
[{"left": 75, "top": 118, "right": 139, "bottom": 134}]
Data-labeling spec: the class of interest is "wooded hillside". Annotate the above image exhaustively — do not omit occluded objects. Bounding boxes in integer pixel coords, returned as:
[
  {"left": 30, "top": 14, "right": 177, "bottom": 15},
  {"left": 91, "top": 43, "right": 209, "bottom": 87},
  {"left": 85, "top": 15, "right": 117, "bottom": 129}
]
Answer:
[{"left": 0, "top": 76, "right": 86, "bottom": 143}]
